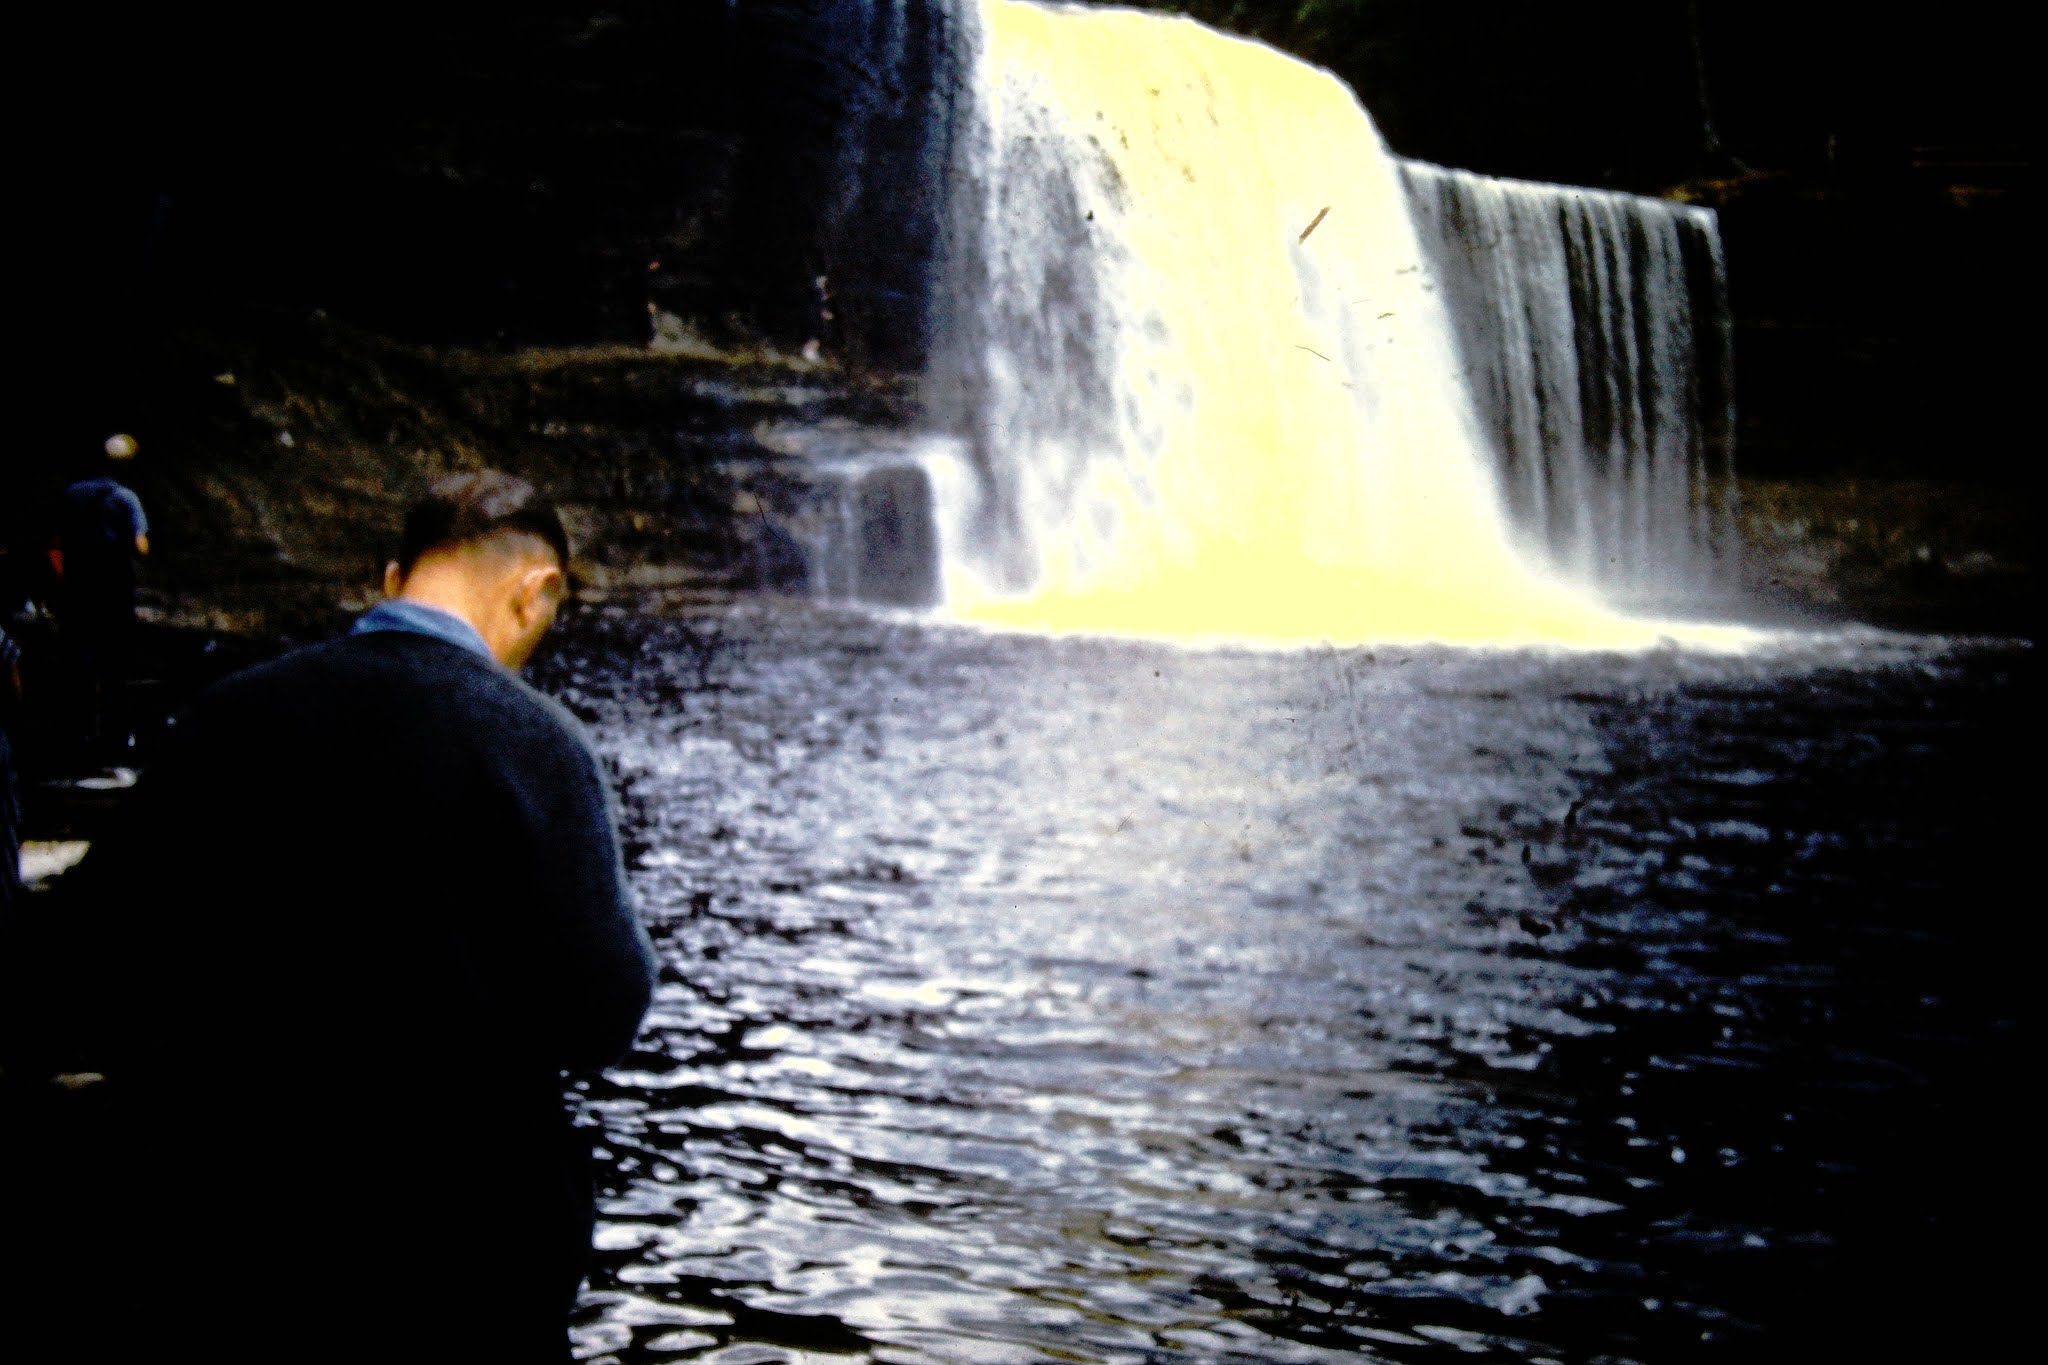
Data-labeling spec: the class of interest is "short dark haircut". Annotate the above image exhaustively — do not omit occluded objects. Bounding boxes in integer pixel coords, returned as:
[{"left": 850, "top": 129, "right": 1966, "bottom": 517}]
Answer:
[{"left": 397, "top": 470, "right": 570, "bottom": 578}]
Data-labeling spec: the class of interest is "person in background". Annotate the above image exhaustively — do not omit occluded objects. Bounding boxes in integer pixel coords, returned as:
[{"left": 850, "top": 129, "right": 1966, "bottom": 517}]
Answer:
[
  {"left": 55, "top": 434, "right": 149, "bottom": 758},
  {"left": 68, "top": 469, "right": 656, "bottom": 1364},
  {"left": 0, "top": 624, "right": 22, "bottom": 910}
]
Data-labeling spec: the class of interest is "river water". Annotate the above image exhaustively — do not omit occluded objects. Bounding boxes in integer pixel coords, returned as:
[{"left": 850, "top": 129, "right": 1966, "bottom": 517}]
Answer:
[{"left": 535, "top": 604, "right": 2031, "bottom": 1363}]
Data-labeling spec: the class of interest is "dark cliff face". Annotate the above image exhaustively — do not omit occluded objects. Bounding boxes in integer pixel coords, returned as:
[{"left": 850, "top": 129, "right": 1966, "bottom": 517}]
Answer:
[
  {"left": 1106, "top": 0, "right": 2025, "bottom": 195},
  {"left": 28, "top": 2, "right": 957, "bottom": 437},
  {"left": 14, "top": 2, "right": 967, "bottom": 627}
]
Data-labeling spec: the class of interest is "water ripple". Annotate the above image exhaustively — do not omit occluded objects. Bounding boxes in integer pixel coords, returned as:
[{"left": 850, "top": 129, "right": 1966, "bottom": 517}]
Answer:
[{"left": 534, "top": 604, "right": 2031, "bottom": 1362}]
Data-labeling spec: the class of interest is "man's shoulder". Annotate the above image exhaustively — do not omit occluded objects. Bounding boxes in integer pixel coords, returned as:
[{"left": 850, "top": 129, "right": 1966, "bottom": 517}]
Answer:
[
  {"left": 212, "top": 632, "right": 492, "bottom": 703},
  {"left": 62, "top": 477, "right": 138, "bottom": 503},
  {"left": 205, "top": 633, "right": 591, "bottom": 753},
  {"left": 59, "top": 479, "right": 111, "bottom": 517},
  {"left": 59, "top": 479, "right": 144, "bottom": 535}
]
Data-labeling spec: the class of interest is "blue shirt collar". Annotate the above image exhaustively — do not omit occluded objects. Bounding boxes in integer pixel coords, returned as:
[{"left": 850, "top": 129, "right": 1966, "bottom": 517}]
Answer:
[{"left": 350, "top": 599, "right": 496, "bottom": 663}]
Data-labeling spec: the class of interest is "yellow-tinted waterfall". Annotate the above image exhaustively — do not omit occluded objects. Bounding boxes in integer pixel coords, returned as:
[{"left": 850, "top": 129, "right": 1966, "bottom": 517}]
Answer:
[{"left": 930, "top": 0, "right": 1752, "bottom": 649}]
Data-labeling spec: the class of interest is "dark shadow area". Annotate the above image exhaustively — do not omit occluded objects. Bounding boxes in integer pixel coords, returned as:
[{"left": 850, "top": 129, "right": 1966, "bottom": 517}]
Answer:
[{"left": 1230, "top": 648, "right": 2037, "bottom": 1360}]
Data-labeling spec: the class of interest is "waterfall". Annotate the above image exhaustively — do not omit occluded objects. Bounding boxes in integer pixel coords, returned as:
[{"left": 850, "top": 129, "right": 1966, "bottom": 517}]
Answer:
[
  {"left": 1400, "top": 162, "right": 1737, "bottom": 607},
  {"left": 918, "top": 0, "right": 1747, "bottom": 648}
]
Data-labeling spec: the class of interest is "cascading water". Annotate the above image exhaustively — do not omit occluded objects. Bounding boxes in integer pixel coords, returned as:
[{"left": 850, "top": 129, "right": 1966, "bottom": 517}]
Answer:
[
  {"left": 1400, "top": 162, "right": 1738, "bottom": 608},
  {"left": 923, "top": 0, "right": 1749, "bottom": 648}
]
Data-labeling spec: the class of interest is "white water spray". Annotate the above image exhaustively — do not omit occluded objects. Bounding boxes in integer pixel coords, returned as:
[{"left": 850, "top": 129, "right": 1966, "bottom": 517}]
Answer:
[
  {"left": 1401, "top": 162, "right": 1737, "bottom": 606},
  {"left": 927, "top": 0, "right": 1750, "bottom": 649}
]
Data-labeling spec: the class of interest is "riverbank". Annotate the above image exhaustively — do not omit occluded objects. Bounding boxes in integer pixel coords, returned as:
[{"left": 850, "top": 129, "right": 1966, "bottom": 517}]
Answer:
[
  {"left": 4, "top": 302, "right": 920, "bottom": 644},
  {"left": 1737, "top": 474, "right": 2035, "bottom": 638}
]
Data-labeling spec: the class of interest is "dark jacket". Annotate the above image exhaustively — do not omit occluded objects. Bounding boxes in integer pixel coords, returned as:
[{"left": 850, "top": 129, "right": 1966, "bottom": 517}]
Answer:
[
  {"left": 56, "top": 477, "right": 147, "bottom": 621},
  {"left": 88, "top": 629, "right": 656, "bottom": 1362},
  {"left": 0, "top": 626, "right": 19, "bottom": 910}
]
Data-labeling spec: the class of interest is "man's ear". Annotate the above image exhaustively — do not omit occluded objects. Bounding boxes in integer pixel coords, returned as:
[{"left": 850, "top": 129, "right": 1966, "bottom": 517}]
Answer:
[
  {"left": 383, "top": 561, "right": 404, "bottom": 597},
  {"left": 515, "top": 563, "right": 566, "bottom": 622}
]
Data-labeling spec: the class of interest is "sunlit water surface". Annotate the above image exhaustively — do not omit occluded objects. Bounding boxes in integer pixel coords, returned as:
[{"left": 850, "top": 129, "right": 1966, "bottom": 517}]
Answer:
[{"left": 531, "top": 604, "right": 2030, "bottom": 1364}]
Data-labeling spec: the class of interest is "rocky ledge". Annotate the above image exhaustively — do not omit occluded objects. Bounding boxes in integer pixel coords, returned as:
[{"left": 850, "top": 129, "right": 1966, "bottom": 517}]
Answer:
[{"left": 56, "top": 306, "right": 931, "bottom": 641}]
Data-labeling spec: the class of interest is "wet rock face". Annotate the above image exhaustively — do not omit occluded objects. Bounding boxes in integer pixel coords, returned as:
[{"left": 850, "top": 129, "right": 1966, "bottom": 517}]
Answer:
[
  {"left": 38, "top": 1, "right": 956, "bottom": 360},
  {"left": 20, "top": 0, "right": 965, "bottom": 590},
  {"left": 131, "top": 319, "right": 931, "bottom": 634}
]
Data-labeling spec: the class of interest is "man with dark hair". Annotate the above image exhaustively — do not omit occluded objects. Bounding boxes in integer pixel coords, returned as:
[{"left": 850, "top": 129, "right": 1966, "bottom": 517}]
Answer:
[{"left": 72, "top": 469, "right": 655, "bottom": 1363}]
